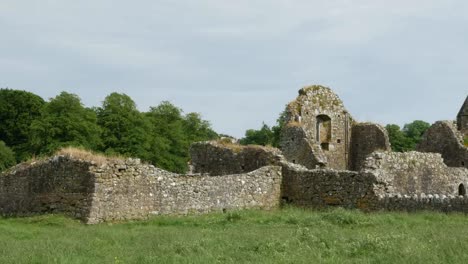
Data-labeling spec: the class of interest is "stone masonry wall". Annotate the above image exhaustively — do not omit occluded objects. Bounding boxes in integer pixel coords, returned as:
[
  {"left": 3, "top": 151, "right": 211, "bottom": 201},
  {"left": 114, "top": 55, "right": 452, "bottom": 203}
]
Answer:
[
  {"left": 349, "top": 123, "right": 391, "bottom": 171},
  {"left": 281, "top": 164, "right": 379, "bottom": 210},
  {"left": 190, "top": 140, "right": 282, "bottom": 175},
  {"left": 88, "top": 162, "right": 282, "bottom": 223},
  {"left": 280, "top": 125, "right": 326, "bottom": 169},
  {"left": 416, "top": 121, "right": 468, "bottom": 169},
  {"left": 0, "top": 156, "right": 95, "bottom": 220},
  {"left": 362, "top": 151, "right": 468, "bottom": 196},
  {"left": 1, "top": 155, "right": 282, "bottom": 224}
]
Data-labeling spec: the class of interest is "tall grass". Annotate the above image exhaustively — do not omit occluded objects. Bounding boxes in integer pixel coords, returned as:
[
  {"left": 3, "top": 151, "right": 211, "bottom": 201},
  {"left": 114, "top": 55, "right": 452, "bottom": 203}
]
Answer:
[{"left": 1, "top": 207, "right": 468, "bottom": 263}]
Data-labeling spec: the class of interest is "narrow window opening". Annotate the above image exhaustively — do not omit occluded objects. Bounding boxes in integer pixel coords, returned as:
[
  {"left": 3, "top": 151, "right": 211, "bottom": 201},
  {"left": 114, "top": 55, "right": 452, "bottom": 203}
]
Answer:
[
  {"left": 316, "top": 115, "right": 331, "bottom": 151},
  {"left": 459, "top": 183, "right": 466, "bottom": 196},
  {"left": 291, "top": 137, "right": 295, "bottom": 142},
  {"left": 241, "top": 165, "right": 245, "bottom": 170},
  {"left": 462, "top": 161, "right": 465, "bottom": 166},
  {"left": 337, "top": 139, "right": 341, "bottom": 144},
  {"left": 292, "top": 160, "right": 296, "bottom": 164}
]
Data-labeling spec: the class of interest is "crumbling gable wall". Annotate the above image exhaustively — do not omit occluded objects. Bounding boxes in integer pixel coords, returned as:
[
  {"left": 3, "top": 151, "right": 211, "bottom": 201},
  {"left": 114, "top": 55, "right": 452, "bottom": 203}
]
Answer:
[
  {"left": 349, "top": 123, "right": 391, "bottom": 171},
  {"left": 457, "top": 96, "right": 468, "bottom": 136},
  {"left": 416, "top": 121, "right": 468, "bottom": 169},
  {"left": 280, "top": 85, "right": 353, "bottom": 170},
  {"left": 189, "top": 141, "right": 282, "bottom": 175}
]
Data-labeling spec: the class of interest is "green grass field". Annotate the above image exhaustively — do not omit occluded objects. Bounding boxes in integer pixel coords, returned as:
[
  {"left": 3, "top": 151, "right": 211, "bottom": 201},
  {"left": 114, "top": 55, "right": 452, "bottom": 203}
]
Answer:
[{"left": 1, "top": 207, "right": 468, "bottom": 263}]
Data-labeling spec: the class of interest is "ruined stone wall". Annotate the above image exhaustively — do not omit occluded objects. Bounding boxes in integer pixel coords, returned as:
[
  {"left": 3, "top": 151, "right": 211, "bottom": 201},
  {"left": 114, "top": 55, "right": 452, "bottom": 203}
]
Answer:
[
  {"left": 281, "top": 164, "right": 379, "bottom": 210},
  {"left": 153, "top": 166, "right": 281, "bottom": 216},
  {"left": 280, "top": 151, "right": 468, "bottom": 213},
  {"left": 189, "top": 141, "right": 282, "bottom": 175},
  {"left": 349, "top": 123, "right": 391, "bottom": 171},
  {"left": 281, "top": 85, "right": 353, "bottom": 170},
  {"left": 0, "top": 156, "right": 95, "bottom": 220},
  {"left": 362, "top": 151, "right": 468, "bottom": 196},
  {"left": 1, "top": 155, "right": 282, "bottom": 224},
  {"left": 88, "top": 162, "right": 282, "bottom": 223},
  {"left": 416, "top": 121, "right": 468, "bottom": 168}
]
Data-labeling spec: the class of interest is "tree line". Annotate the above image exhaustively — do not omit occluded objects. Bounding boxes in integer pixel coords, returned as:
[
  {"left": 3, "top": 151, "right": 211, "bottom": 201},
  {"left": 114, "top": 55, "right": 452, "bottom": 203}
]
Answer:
[{"left": 0, "top": 89, "right": 218, "bottom": 173}]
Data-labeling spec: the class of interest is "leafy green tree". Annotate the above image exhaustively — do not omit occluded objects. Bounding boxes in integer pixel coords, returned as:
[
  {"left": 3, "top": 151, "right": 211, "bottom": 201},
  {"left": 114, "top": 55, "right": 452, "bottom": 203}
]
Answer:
[
  {"left": 0, "top": 141, "right": 16, "bottom": 172},
  {"left": 240, "top": 123, "right": 274, "bottom": 146},
  {"left": 145, "top": 101, "right": 218, "bottom": 173},
  {"left": 183, "top": 112, "right": 218, "bottom": 142},
  {"left": 385, "top": 124, "right": 411, "bottom": 152},
  {"left": 145, "top": 101, "right": 186, "bottom": 172},
  {"left": 96, "top": 93, "right": 151, "bottom": 159},
  {"left": 386, "top": 120, "right": 430, "bottom": 152},
  {"left": 403, "top": 120, "right": 431, "bottom": 149},
  {"left": 240, "top": 107, "right": 287, "bottom": 148},
  {"left": 0, "top": 89, "right": 45, "bottom": 161},
  {"left": 30, "top": 92, "right": 102, "bottom": 155}
]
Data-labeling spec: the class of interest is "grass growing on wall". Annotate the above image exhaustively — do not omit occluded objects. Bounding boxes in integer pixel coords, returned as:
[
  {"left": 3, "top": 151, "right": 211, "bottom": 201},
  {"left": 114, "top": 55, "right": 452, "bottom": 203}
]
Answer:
[{"left": 1, "top": 207, "right": 468, "bottom": 263}]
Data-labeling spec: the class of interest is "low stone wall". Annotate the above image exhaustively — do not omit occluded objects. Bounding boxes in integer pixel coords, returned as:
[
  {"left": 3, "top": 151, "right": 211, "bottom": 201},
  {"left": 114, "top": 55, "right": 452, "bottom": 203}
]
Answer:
[
  {"left": 417, "top": 121, "right": 468, "bottom": 169},
  {"left": 190, "top": 141, "right": 282, "bottom": 175},
  {"left": 350, "top": 123, "right": 390, "bottom": 171},
  {"left": 362, "top": 151, "right": 468, "bottom": 196},
  {"left": 0, "top": 156, "right": 95, "bottom": 220},
  {"left": 153, "top": 166, "right": 281, "bottom": 216},
  {"left": 281, "top": 164, "right": 379, "bottom": 210},
  {"left": 376, "top": 193, "right": 468, "bottom": 213}
]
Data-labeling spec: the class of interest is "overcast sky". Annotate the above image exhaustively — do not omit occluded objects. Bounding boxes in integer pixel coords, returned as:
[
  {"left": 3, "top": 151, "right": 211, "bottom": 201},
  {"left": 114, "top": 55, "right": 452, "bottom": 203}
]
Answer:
[{"left": 1, "top": 1, "right": 467, "bottom": 137}]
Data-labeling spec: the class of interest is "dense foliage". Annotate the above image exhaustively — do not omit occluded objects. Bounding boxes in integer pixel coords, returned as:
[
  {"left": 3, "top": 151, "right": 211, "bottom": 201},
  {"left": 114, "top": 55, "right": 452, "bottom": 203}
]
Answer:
[
  {"left": 0, "top": 89, "right": 45, "bottom": 161},
  {"left": 385, "top": 120, "right": 431, "bottom": 152},
  {"left": 0, "top": 89, "right": 218, "bottom": 173},
  {"left": 0, "top": 141, "right": 16, "bottom": 172},
  {"left": 239, "top": 109, "right": 287, "bottom": 147}
]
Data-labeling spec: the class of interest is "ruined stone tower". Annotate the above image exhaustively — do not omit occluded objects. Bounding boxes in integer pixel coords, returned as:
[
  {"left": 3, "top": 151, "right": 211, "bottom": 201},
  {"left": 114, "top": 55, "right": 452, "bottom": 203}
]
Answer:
[
  {"left": 280, "top": 85, "right": 353, "bottom": 170},
  {"left": 457, "top": 96, "right": 468, "bottom": 136}
]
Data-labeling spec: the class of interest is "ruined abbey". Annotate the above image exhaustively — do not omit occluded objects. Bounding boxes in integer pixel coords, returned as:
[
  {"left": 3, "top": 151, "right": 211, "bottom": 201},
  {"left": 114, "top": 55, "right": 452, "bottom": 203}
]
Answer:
[{"left": 1, "top": 85, "right": 468, "bottom": 224}]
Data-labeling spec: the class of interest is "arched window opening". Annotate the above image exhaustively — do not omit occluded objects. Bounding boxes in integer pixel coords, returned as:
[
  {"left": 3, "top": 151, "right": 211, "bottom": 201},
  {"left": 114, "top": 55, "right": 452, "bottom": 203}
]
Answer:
[
  {"left": 459, "top": 183, "right": 466, "bottom": 196},
  {"left": 316, "top": 115, "right": 332, "bottom": 150}
]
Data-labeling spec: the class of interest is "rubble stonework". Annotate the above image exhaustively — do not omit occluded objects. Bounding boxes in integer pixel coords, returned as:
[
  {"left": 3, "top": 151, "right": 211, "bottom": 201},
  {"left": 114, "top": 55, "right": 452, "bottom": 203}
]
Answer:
[
  {"left": 416, "top": 121, "right": 468, "bottom": 169},
  {"left": 362, "top": 151, "right": 468, "bottom": 196},
  {"left": 1, "top": 155, "right": 282, "bottom": 224},
  {"left": 189, "top": 140, "right": 282, "bottom": 176}
]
